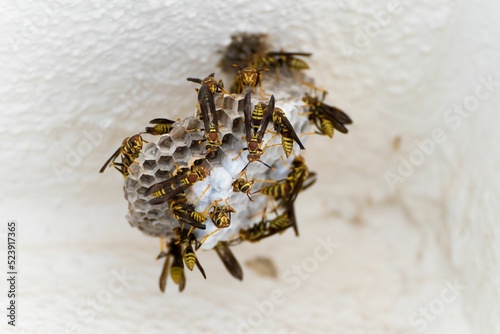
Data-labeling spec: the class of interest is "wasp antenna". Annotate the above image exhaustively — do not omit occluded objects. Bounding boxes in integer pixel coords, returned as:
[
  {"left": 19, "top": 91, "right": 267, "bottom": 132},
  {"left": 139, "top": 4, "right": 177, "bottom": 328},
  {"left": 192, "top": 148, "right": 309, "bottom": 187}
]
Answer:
[
  {"left": 249, "top": 189, "right": 260, "bottom": 196},
  {"left": 240, "top": 162, "right": 250, "bottom": 173},
  {"left": 259, "top": 160, "right": 273, "bottom": 170}
]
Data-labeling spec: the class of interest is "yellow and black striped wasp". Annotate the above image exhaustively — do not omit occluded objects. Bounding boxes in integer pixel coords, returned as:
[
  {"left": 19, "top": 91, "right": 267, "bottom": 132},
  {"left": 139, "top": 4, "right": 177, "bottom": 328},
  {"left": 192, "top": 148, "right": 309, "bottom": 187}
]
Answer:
[
  {"left": 254, "top": 51, "right": 311, "bottom": 72},
  {"left": 168, "top": 194, "right": 208, "bottom": 230},
  {"left": 214, "top": 241, "right": 243, "bottom": 280},
  {"left": 145, "top": 159, "right": 210, "bottom": 205},
  {"left": 232, "top": 177, "right": 255, "bottom": 201},
  {"left": 145, "top": 118, "right": 176, "bottom": 135},
  {"left": 99, "top": 134, "right": 144, "bottom": 177},
  {"left": 256, "top": 157, "right": 316, "bottom": 236},
  {"left": 157, "top": 239, "right": 186, "bottom": 292},
  {"left": 272, "top": 107, "right": 305, "bottom": 157},
  {"left": 209, "top": 199, "right": 236, "bottom": 229},
  {"left": 231, "top": 65, "right": 268, "bottom": 94},
  {"left": 176, "top": 228, "right": 206, "bottom": 278},
  {"left": 302, "top": 92, "right": 352, "bottom": 138},
  {"left": 241, "top": 91, "right": 274, "bottom": 171},
  {"left": 187, "top": 72, "right": 226, "bottom": 95},
  {"left": 235, "top": 212, "right": 292, "bottom": 244},
  {"left": 198, "top": 84, "right": 223, "bottom": 157}
]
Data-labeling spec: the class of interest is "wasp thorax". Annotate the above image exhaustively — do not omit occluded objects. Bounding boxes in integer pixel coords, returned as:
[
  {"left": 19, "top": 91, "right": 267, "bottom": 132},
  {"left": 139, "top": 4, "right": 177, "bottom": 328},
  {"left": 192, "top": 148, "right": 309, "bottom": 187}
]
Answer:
[
  {"left": 187, "top": 173, "right": 199, "bottom": 183},
  {"left": 248, "top": 141, "right": 259, "bottom": 151},
  {"left": 207, "top": 131, "right": 220, "bottom": 141},
  {"left": 206, "top": 80, "right": 218, "bottom": 94}
]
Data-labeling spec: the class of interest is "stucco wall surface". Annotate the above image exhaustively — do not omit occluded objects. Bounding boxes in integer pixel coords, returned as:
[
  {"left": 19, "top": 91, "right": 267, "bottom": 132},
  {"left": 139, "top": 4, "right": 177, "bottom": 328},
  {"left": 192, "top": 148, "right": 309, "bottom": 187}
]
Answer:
[{"left": 1, "top": 0, "right": 499, "bottom": 333}]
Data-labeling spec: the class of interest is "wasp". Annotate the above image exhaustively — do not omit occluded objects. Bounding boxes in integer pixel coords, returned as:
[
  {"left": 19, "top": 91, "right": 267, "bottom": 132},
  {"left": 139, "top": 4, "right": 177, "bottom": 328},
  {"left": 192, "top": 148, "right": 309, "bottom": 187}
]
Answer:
[
  {"left": 254, "top": 51, "right": 311, "bottom": 71},
  {"left": 272, "top": 107, "right": 305, "bottom": 157},
  {"left": 209, "top": 199, "right": 236, "bottom": 228},
  {"left": 231, "top": 65, "right": 268, "bottom": 94},
  {"left": 146, "top": 160, "right": 210, "bottom": 205},
  {"left": 187, "top": 72, "right": 226, "bottom": 95},
  {"left": 302, "top": 92, "right": 352, "bottom": 138},
  {"left": 157, "top": 239, "right": 186, "bottom": 292},
  {"left": 145, "top": 118, "right": 176, "bottom": 135},
  {"left": 241, "top": 91, "right": 274, "bottom": 171},
  {"left": 232, "top": 177, "right": 255, "bottom": 201},
  {"left": 168, "top": 194, "right": 208, "bottom": 230},
  {"left": 197, "top": 84, "right": 223, "bottom": 156},
  {"left": 256, "top": 157, "right": 316, "bottom": 236},
  {"left": 237, "top": 212, "right": 292, "bottom": 243},
  {"left": 214, "top": 241, "right": 243, "bottom": 280},
  {"left": 258, "top": 157, "right": 315, "bottom": 199},
  {"left": 176, "top": 228, "right": 207, "bottom": 278},
  {"left": 250, "top": 101, "right": 266, "bottom": 134},
  {"left": 99, "top": 134, "right": 144, "bottom": 177}
]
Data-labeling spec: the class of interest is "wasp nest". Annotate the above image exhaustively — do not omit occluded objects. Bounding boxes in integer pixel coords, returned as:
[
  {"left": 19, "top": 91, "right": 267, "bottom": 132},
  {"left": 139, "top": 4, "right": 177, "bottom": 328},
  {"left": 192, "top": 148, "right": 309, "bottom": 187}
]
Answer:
[{"left": 101, "top": 33, "right": 352, "bottom": 292}]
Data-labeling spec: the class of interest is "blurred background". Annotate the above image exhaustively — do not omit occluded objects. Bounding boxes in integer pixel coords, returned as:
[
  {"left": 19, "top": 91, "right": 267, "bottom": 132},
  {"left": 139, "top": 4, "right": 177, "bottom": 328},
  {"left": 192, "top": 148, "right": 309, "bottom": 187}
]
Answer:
[{"left": 1, "top": 0, "right": 499, "bottom": 333}]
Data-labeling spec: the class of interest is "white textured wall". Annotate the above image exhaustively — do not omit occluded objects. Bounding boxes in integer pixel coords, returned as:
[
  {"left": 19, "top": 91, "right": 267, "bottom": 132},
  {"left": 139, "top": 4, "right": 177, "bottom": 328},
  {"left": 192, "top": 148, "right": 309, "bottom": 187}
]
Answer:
[{"left": 2, "top": 0, "right": 499, "bottom": 333}]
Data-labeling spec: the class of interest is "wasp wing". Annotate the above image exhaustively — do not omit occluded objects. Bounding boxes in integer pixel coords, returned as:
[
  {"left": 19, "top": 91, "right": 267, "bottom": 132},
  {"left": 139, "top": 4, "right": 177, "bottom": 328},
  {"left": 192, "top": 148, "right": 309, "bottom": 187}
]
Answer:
[
  {"left": 198, "top": 84, "right": 218, "bottom": 132},
  {"left": 195, "top": 258, "right": 207, "bottom": 279},
  {"left": 99, "top": 146, "right": 121, "bottom": 173},
  {"left": 146, "top": 173, "right": 189, "bottom": 203},
  {"left": 321, "top": 103, "right": 352, "bottom": 125},
  {"left": 158, "top": 253, "right": 170, "bottom": 293},
  {"left": 276, "top": 111, "right": 305, "bottom": 150},
  {"left": 148, "top": 184, "right": 190, "bottom": 205},
  {"left": 266, "top": 51, "right": 312, "bottom": 57},
  {"left": 149, "top": 118, "right": 175, "bottom": 125},
  {"left": 243, "top": 91, "right": 253, "bottom": 141},
  {"left": 186, "top": 77, "right": 203, "bottom": 84},
  {"left": 173, "top": 203, "right": 207, "bottom": 230},
  {"left": 257, "top": 95, "right": 274, "bottom": 142},
  {"left": 214, "top": 241, "right": 243, "bottom": 280},
  {"left": 286, "top": 202, "right": 299, "bottom": 236}
]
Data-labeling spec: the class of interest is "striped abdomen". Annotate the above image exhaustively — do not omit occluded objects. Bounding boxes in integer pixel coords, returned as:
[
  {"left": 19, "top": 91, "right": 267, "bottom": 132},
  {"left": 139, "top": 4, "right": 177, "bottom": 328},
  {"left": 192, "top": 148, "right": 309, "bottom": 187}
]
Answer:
[
  {"left": 260, "top": 181, "right": 291, "bottom": 198},
  {"left": 151, "top": 188, "right": 167, "bottom": 198},
  {"left": 281, "top": 133, "right": 295, "bottom": 157},
  {"left": 244, "top": 222, "right": 267, "bottom": 242},
  {"left": 252, "top": 103, "right": 265, "bottom": 133},
  {"left": 190, "top": 211, "right": 206, "bottom": 224},
  {"left": 146, "top": 123, "right": 172, "bottom": 135},
  {"left": 170, "top": 265, "right": 184, "bottom": 284},
  {"left": 183, "top": 245, "right": 197, "bottom": 271},
  {"left": 269, "top": 214, "right": 290, "bottom": 230},
  {"left": 319, "top": 116, "right": 334, "bottom": 138},
  {"left": 287, "top": 58, "right": 309, "bottom": 70}
]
